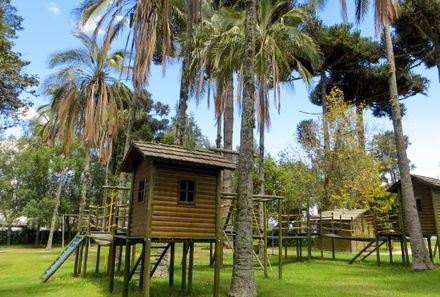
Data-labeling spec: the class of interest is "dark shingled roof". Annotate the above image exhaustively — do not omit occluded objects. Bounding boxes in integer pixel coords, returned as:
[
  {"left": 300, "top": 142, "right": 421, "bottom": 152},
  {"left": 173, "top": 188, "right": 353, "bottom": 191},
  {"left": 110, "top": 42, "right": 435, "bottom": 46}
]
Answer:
[
  {"left": 121, "top": 141, "right": 236, "bottom": 172},
  {"left": 388, "top": 174, "right": 440, "bottom": 192}
]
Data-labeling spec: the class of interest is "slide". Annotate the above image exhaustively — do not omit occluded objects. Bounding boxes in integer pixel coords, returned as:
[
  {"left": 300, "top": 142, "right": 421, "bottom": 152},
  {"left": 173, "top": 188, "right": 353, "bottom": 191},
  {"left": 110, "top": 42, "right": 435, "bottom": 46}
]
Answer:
[{"left": 40, "top": 234, "right": 86, "bottom": 282}]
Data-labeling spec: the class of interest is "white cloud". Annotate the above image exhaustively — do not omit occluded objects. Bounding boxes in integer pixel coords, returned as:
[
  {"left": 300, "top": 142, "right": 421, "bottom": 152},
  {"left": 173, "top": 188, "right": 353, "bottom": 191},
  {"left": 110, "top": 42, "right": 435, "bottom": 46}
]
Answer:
[
  {"left": 18, "top": 106, "right": 37, "bottom": 120},
  {"left": 47, "top": 2, "right": 61, "bottom": 15}
]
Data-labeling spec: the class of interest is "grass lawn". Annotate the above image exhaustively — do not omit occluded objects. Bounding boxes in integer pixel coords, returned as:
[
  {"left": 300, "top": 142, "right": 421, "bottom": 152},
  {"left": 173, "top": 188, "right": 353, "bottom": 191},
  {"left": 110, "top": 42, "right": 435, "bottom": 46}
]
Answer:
[{"left": 0, "top": 244, "right": 439, "bottom": 297}]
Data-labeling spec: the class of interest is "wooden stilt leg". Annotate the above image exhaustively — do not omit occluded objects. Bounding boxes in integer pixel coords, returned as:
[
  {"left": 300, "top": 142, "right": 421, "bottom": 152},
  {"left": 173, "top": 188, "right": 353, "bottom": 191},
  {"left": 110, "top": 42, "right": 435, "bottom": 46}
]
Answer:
[
  {"left": 74, "top": 245, "right": 80, "bottom": 276},
  {"left": 209, "top": 242, "right": 213, "bottom": 267},
  {"left": 142, "top": 238, "right": 152, "bottom": 297},
  {"left": 388, "top": 237, "right": 393, "bottom": 264},
  {"left": 123, "top": 240, "right": 131, "bottom": 297},
  {"left": 95, "top": 245, "right": 101, "bottom": 273},
  {"left": 82, "top": 236, "right": 89, "bottom": 277},
  {"left": 78, "top": 240, "right": 85, "bottom": 275},
  {"left": 118, "top": 245, "right": 123, "bottom": 272},
  {"left": 188, "top": 243, "right": 194, "bottom": 293},
  {"left": 181, "top": 242, "right": 188, "bottom": 292},
  {"left": 109, "top": 241, "right": 116, "bottom": 293},
  {"left": 427, "top": 237, "right": 433, "bottom": 261},
  {"left": 139, "top": 242, "right": 146, "bottom": 289},
  {"left": 169, "top": 242, "right": 175, "bottom": 288},
  {"left": 400, "top": 237, "right": 405, "bottom": 264}
]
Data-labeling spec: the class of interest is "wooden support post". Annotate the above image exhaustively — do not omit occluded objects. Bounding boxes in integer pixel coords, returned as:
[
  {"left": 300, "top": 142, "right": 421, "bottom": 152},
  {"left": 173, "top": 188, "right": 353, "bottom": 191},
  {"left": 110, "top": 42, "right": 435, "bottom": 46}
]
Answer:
[
  {"left": 142, "top": 160, "right": 155, "bottom": 297},
  {"left": 117, "top": 244, "right": 124, "bottom": 272},
  {"left": 169, "top": 242, "right": 175, "bottom": 288},
  {"left": 109, "top": 240, "right": 116, "bottom": 292},
  {"left": 214, "top": 171, "right": 223, "bottom": 297},
  {"left": 320, "top": 212, "right": 323, "bottom": 259},
  {"left": 427, "top": 237, "right": 433, "bottom": 261},
  {"left": 188, "top": 243, "right": 194, "bottom": 293},
  {"left": 181, "top": 242, "right": 188, "bottom": 292},
  {"left": 131, "top": 244, "right": 137, "bottom": 269},
  {"left": 82, "top": 236, "right": 89, "bottom": 278},
  {"left": 373, "top": 213, "right": 380, "bottom": 266},
  {"left": 74, "top": 245, "right": 80, "bottom": 276},
  {"left": 263, "top": 201, "right": 268, "bottom": 278},
  {"left": 123, "top": 240, "right": 131, "bottom": 297},
  {"left": 95, "top": 245, "right": 101, "bottom": 273},
  {"left": 299, "top": 239, "right": 303, "bottom": 258},
  {"left": 209, "top": 242, "right": 213, "bottom": 267},
  {"left": 388, "top": 237, "right": 393, "bottom": 264},
  {"left": 331, "top": 213, "right": 335, "bottom": 260},
  {"left": 278, "top": 199, "right": 283, "bottom": 280},
  {"left": 78, "top": 240, "right": 84, "bottom": 275},
  {"left": 400, "top": 236, "right": 405, "bottom": 264},
  {"left": 307, "top": 203, "right": 311, "bottom": 260},
  {"left": 140, "top": 242, "right": 146, "bottom": 289},
  {"left": 62, "top": 215, "right": 65, "bottom": 248}
]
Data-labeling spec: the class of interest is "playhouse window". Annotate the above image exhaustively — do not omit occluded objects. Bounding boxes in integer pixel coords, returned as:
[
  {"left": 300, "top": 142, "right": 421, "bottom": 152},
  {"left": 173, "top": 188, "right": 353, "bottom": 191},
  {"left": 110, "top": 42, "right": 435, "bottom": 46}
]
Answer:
[
  {"left": 416, "top": 197, "right": 422, "bottom": 212},
  {"left": 138, "top": 179, "right": 145, "bottom": 202},
  {"left": 179, "top": 180, "right": 195, "bottom": 203}
]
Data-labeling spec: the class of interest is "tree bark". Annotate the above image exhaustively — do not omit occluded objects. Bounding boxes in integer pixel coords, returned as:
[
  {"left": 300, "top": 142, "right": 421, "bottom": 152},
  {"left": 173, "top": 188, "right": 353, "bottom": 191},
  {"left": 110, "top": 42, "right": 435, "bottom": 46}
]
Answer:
[
  {"left": 34, "top": 223, "right": 40, "bottom": 246},
  {"left": 384, "top": 24, "right": 434, "bottom": 271},
  {"left": 258, "top": 86, "right": 265, "bottom": 259},
  {"left": 321, "top": 68, "right": 330, "bottom": 209},
  {"left": 6, "top": 224, "right": 12, "bottom": 246},
  {"left": 216, "top": 112, "right": 222, "bottom": 149},
  {"left": 174, "top": 0, "right": 195, "bottom": 145},
  {"left": 79, "top": 149, "right": 91, "bottom": 229},
  {"left": 228, "top": 0, "right": 257, "bottom": 296},
  {"left": 47, "top": 167, "right": 67, "bottom": 249},
  {"left": 223, "top": 76, "right": 234, "bottom": 195},
  {"left": 356, "top": 105, "right": 365, "bottom": 151}
]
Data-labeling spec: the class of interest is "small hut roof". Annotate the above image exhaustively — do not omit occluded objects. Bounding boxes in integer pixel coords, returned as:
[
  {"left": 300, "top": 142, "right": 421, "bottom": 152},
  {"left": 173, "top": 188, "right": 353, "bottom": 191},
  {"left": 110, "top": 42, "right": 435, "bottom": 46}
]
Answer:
[
  {"left": 319, "top": 209, "right": 369, "bottom": 221},
  {"left": 388, "top": 174, "right": 440, "bottom": 192},
  {"left": 121, "top": 141, "right": 236, "bottom": 172}
]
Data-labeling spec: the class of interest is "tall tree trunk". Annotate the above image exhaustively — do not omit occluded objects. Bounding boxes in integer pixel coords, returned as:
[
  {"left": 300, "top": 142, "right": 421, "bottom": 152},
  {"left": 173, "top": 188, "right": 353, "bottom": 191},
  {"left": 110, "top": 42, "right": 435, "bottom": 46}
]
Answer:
[
  {"left": 34, "top": 223, "right": 40, "bottom": 246},
  {"left": 47, "top": 167, "right": 67, "bottom": 249},
  {"left": 79, "top": 149, "right": 91, "bottom": 229},
  {"left": 216, "top": 112, "right": 222, "bottom": 148},
  {"left": 223, "top": 76, "right": 234, "bottom": 195},
  {"left": 384, "top": 24, "right": 434, "bottom": 271},
  {"left": 321, "top": 68, "right": 330, "bottom": 209},
  {"left": 228, "top": 0, "right": 257, "bottom": 296},
  {"left": 174, "top": 0, "right": 195, "bottom": 145},
  {"left": 258, "top": 86, "right": 265, "bottom": 259},
  {"left": 356, "top": 105, "right": 365, "bottom": 150},
  {"left": 6, "top": 224, "right": 12, "bottom": 246}
]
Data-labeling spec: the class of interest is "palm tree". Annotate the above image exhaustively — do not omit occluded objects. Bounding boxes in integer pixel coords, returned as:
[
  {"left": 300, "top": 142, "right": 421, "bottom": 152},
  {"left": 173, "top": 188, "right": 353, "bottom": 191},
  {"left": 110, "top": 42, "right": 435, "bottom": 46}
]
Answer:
[
  {"left": 229, "top": 0, "right": 257, "bottom": 295},
  {"left": 43, "top": 31, "right": 130, "bottom": 248},
  {"left": 317, "top": 0, "right": 434, "bottom": 270}
]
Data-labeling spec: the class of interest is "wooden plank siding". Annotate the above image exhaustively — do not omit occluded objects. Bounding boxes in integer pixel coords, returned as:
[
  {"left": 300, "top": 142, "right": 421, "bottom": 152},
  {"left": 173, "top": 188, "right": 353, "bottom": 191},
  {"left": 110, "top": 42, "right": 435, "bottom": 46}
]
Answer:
[
  {"left": 411, "top": 179, "right": 437, "bottom": 236},
  {"left": 431, "top": 189, "right": 440, "bottom": 237},
  {"left": 151, "top": 164, "right": 217, "bottom": 240},
  {"left": 129, "top": 159, "right": 150, "bottom": 238}
]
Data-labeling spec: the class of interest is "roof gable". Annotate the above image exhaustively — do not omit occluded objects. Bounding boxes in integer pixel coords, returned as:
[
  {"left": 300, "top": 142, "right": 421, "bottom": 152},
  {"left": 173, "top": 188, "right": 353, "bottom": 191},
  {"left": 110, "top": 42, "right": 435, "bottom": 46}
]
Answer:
[
  {"left": 319, "top": 209, "right": 369, "bottom": 220},
  {"left": 121, "top": 141, "right": 236, "bottom": 172},
  {"left": 388, "top": 174, "right": 440, "bottom": 192}
]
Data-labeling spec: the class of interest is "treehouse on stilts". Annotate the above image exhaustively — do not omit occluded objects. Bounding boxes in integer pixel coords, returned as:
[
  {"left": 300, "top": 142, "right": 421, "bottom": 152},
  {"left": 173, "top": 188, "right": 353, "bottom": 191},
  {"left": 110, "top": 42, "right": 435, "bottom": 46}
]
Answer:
[{"left": 119, "top": 141, "right": 235, "bottom": 297}]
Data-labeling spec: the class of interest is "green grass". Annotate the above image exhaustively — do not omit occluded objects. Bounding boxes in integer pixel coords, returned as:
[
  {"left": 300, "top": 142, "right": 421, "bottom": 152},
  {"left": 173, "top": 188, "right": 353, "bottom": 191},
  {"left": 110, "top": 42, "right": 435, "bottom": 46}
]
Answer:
[{"left": 0, "top": 244, "right": 439, "bottom": 297}]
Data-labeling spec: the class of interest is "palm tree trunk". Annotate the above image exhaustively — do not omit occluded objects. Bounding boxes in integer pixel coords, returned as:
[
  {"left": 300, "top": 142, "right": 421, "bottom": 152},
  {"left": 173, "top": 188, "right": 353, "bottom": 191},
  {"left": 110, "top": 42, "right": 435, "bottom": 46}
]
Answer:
[
  {"left": 174, "top": 0, "right": 195, "bottom": 145},
  {"left": 79, "top": 149, "right": 91, "bottom": 228},
  {"left": 384, "top": 24, "right": 434, "bottom": 271},
  {"left": 258, "top": 87, "right": 265, "bottom": 259},
  {"left": 216, "top": 113, "right": 222, "bottom": 148},
  {"left": 47, "top": 167, "right": 67, "bottom": 249},
  {"left": 228, "top": 0, "right": 257, "bottom": 296},
  {"left": 223, "top": 76, "right": 234, "bottom": 195}
]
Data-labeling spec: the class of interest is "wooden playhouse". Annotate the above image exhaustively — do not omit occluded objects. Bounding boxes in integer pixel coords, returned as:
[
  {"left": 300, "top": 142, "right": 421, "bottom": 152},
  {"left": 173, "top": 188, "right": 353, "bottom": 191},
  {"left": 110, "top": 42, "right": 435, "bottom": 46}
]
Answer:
[
  {"left": 120, "top": 141, "right": 235, "bottom": 297},
  {"left": 388, "top": 174, "right": 440, "bottom": 243},
  {"left": 318, "top": 209, "right": 375, "bottom": 253}
]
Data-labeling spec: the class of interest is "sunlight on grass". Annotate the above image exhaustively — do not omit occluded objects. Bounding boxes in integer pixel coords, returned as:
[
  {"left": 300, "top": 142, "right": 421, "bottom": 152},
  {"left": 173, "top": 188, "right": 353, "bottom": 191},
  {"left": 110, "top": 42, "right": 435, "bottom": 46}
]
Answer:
[{"left": 0, "top": 244, "right": 439, "bottom": 297}]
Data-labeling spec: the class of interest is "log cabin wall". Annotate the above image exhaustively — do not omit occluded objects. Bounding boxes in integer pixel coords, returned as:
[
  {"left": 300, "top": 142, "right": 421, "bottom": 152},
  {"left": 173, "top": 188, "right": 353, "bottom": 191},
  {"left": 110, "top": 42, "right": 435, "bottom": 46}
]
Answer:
[
  {"left": 430, "top": 189, "right": 440, "bottom": 237},
  {"left": 410, "top": 179, "right": 436, "bottom": 236},
  {"left": 129, "top": 158, "right": 151, "bottom": 238},
  {"left": 151, "top": 164, "right": 217, "bottom": 240}
]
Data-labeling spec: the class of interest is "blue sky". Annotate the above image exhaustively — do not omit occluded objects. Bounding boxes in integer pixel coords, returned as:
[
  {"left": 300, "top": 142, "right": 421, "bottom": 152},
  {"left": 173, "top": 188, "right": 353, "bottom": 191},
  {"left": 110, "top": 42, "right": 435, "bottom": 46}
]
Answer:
[{"left": 8, "top": 0, "right": 440, "bottom": 178}]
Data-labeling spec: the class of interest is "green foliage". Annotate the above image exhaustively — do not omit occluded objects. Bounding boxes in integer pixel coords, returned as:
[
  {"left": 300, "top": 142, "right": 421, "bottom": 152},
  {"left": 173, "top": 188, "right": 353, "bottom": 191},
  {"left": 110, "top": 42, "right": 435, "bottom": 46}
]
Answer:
[
  {"left": 0, "top": 0, "right": 38, "bottom": 130},
  {"left": 299, "top": 88, "right": 388, "bottom": 209},
  {"left": 370, "top": 130, "right": 414, "bottom": 185}
]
